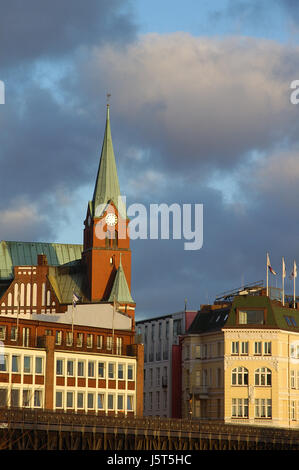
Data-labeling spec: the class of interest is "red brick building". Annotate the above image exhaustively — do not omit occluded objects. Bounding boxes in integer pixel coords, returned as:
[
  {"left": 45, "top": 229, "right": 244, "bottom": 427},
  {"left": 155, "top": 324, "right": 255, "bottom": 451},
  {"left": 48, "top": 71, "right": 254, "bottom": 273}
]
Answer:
[{"left": 0, "top": 105, "right": 143, "bottom": 416}]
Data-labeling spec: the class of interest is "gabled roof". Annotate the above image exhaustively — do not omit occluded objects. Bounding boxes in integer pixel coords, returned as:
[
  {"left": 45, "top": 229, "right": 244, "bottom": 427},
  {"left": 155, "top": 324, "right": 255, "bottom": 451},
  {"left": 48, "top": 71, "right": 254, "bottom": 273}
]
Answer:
[
  {"left": 48, "top": 261, "right": 87, "bottom": 305},
  {"left": 0, "top": 240, "right": 83, "bottom": 280},
  {"left": 188, "top": 294, "right": 299, "bottom": 334},
  {"left": 108, "top": 256, "right": 134, "bottom": 304},
  {"left": 91, "top": 105, "right": 126, "bottom": 220}
]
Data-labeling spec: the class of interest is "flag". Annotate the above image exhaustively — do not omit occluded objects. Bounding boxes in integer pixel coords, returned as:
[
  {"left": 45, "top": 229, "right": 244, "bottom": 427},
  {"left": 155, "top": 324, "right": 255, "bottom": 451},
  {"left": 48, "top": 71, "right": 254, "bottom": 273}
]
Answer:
[
  {"left": 290, "top": 261, "right": 297, "bottom": 279},
  {"left": 267, "top": 253, "right": 277, "bottom": 275},
  {"left": 282, "top": 257, "right": 286, "bottom": 279},
  {"left": 73, "top": 291, "right": 80, "bottom": 308}
]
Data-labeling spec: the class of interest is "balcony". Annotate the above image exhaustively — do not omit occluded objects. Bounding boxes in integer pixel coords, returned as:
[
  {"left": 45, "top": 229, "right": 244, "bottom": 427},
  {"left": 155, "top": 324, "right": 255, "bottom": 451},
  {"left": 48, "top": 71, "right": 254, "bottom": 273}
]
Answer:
[{"left": 193, "top": 386, "right": 210, "bottom": 399}]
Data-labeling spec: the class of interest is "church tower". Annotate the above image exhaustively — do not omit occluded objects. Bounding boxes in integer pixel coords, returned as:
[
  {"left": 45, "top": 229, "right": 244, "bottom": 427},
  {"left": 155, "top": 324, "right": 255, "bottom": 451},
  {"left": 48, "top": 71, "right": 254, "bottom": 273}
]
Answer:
[{"left": 82, "top": 105, "right": 134, "bottom": 318}]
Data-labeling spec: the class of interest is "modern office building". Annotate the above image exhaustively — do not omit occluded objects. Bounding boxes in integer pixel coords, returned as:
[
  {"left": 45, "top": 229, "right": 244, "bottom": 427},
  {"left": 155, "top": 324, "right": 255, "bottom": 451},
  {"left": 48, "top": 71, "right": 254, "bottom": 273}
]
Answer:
[
  {"left": 0, "top": 105, "right": 144, "bottom": 416},
  {"left": 180, "top": 282, "right": 299, "bottom": 428},
  {"left": 136, "top": 310, "right": 197, "bottom": 417}
]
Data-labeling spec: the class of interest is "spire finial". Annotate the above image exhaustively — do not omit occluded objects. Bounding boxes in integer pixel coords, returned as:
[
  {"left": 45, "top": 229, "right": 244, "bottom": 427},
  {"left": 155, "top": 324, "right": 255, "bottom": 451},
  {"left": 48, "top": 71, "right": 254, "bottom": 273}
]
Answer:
[{"left": 106, "top": 93, "right": 111, "bottom": 107}]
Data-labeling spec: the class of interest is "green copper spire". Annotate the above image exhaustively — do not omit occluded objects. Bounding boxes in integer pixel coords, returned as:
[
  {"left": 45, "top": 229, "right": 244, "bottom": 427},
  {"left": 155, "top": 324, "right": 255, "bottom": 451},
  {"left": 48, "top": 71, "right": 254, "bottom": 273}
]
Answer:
[
  {"left": 91, "top": 105, "right": 126, "bottom": 219},
  {"left": 109, "top": 254, "right": 134, "bottom": 303}
]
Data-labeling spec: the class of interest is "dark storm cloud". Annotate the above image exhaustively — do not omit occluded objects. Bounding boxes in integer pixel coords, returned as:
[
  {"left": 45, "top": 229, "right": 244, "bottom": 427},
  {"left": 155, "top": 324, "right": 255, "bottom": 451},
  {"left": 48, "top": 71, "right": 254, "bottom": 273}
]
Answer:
[{"left": 0, "top": 0, "right": 137, "bottom": 67}]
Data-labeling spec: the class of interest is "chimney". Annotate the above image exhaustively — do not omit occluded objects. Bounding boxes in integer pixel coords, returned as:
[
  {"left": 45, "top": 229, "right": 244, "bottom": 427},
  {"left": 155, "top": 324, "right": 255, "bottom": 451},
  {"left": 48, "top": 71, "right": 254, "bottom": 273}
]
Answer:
[{"left": 37, "top": 254, "right": 48, "bottom": 266}]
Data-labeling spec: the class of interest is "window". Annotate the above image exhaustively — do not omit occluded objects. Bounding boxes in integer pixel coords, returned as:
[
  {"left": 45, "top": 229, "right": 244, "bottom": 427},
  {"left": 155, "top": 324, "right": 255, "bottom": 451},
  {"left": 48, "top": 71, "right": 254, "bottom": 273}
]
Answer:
[
  {"left": 291, "top": 370, "right": 296, "bottom": 389},
  {"left": 156, "top": 368, "right": 160, "bottom": 386},
  {"left": 35, "top": 357, "right": 43, "bottom": 374},
  {"left": 128, "top": 364, "right": 134, "bottom": 380},
  {"left": 11, "top": 389, "right": 19, "bottom": 407},
  {"left": 291, "top": 401, "right": 296, "bottom": 421},
  {"left": 45, "top": 329, "right": 52, "bottom": 336},
  {"left": 195, "top": 345, "right": 201, "bottom": 358},
  {"left": 66, "top": 332, "right": 73, "bottom": 346},
  {"left": 117, "top": 395, "right": 124, "bottom": 410},
  {"left": 195, "top": 370, "right": 201, "bottom": 386},
  {"left": 116, "top": 337, "right": 122, "bottom": 355},
  {"left": 118, "top": 364, "right": 124, "bottom": 380},
  {"left": 264, "top": 342, "right": 272, "bottom": 355},
  {"left": 98, "top": 393, "right": 104, "bottom": 410},
  {"left": 56, "top": 391, "right": 63, "bottom": 408},
  {"left": 86, "top": 334, "right": 93, "bottom": 348},
  {"left": 285, "top": 316, "right": 297, "bottom": 327},
  {"left": 239, "top": 309, "right": 264, "bottom": 325},
  {"left": 127, "top": 395, "right": 134, "bottom": 411},
  {"left": 77, "top": 333, "right": 83, "bottom": 347},
  {"left": 232, "top": 398, "right": 248, "bottom": 418},
  {"left": 231, "top": 342, "right": 239, "bottom": 355},
  {"left": 34, "top": 390, "right": 42, "bottom": 408},
  {"left": 56, "top": 359, "right": 64, "bottom": 376},
  {"left": 11, "top": 355, "right": 20, "bottom": 373},
  {"left": 173, "top": 319, "right": 182, "bottom": 336},
  {"left": 23, "top": 356, "right": 31, "bottom": 374},
  {"left": 241, "top": 341, "right": 248, "bottom": 355},
  {"left": 255, "top": 399, "right": 272, "bottom": 418},
  {"left": 88, "top": 361, "right": 95, "bottom": 378},
  {"left": 108, "top": 394, "right": 114, "bottom": 410},
  {"left": 108, "top": 363, "right": 115, "bottom": 379},
  {"left": 98, "top": 362, "right": 105, "bottom": 378},
  {"left": 67, "top": 360, "right": 74, "bottom": 376},
  {"left": 67, "top": 392, "right": 74, "bottom": 409},
  {"left": 107, "top": 336, "right": 113, "bottom": 351},
  {"left": 97, "top": 335, "right": 103, "bottom": 349},
  {"left": 255, "top": 368, "right": 272, "bottom": 386},
  {"left": 23, "top": 327, "right": 30, "bottom": 347},
  {"left": 10, "top": 327, "right": 17, "bottom": 341},
  {"left": 55, "top": 330, "right": 62, "bottom": 345},
  {"left": 23, "top": 389, "right": 31, "bottom": 407},
  {"left": 0, "top": 388, "right": 7, "bottom": 407},
  {"left": 77, "top": 392, "right": 84, "bottom": 409},
  {"left": 231, "top": 367, "right": 248, "bottom": 386},
  {"left": 156, "top": 391, "right": 160, "bottom": 410},
  {"left": 0, "top": 326, "right": 6, "bottom": 340},
  {"left": 77, "top": 361, "right": 85, "bottom": 377},
  {"left": 254, "top": 342, "right": 262, "bottom": 355}
]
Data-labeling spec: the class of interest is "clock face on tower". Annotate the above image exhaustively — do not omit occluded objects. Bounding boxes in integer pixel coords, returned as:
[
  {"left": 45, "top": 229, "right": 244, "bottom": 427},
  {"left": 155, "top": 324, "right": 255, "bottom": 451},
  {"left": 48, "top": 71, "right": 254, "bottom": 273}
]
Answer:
[{"left": 105, "top": 213, "right": 118, "bottom": 226}]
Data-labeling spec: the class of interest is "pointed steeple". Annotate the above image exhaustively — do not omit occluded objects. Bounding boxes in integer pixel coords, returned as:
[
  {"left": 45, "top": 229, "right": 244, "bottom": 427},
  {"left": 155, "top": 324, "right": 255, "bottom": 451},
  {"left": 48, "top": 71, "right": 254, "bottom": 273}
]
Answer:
[
  {"left": 91, "top": 105, "right": 126, "bottom": 219},
  {"left": 109, "top": 254, "right": 134, "bottom": 303}
]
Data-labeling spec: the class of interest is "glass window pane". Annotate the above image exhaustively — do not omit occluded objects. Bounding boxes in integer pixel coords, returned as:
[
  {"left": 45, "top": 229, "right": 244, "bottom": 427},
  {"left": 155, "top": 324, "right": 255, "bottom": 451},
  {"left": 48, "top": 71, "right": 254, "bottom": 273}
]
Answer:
[
  {"left": 98, "top": 394, "right": 104, "bottom": 409},
  {"left": 35, "top": 357, "right": 43, "bottom": 374}
]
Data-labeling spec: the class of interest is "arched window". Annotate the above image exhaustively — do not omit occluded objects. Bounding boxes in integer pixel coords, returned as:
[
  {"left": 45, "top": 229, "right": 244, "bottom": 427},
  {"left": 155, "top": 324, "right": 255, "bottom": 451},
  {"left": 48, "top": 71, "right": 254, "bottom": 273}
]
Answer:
[
  {"left": 231, "top": 367, "right": 248, "bottom": 385},
  {"left": 254, "top": 368, "right": 272, "bottom": 386}
]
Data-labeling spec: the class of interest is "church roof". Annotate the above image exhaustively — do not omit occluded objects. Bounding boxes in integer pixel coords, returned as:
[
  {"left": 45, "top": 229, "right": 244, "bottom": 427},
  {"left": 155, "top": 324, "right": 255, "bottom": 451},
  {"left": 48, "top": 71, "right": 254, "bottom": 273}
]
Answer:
[
  {"left": 108, "top": 255, "right": 134, "bottom": 304},
  {"left": 91, "top": 105, "right": 126, "bottom": 219},
  {"left": 0, "top": 240, "right": 83, "bottom": 280}
]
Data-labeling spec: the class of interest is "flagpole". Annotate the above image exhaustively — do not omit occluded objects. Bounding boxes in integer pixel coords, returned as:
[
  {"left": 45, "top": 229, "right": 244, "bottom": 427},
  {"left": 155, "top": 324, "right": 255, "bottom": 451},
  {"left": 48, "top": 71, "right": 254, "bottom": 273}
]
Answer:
[
  {"left": 294, "top": 262, "right": 296, "bottom": 309},
  {"left": 112, "top": 296, "right": 115, "bottom": 354},
  {"left": 282, "top": 257, "right": 285, "bottom": 306},
  {"left": 266, "top": 253, "right": 269, "bottom": 297}
]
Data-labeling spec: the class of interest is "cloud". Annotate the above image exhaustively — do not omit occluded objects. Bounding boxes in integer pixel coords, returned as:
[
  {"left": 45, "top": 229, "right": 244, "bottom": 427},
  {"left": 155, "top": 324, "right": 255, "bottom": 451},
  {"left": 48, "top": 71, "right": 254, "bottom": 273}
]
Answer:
[
  {"left": 0, "top": 0, "right": 137, "bottom": 68},
  {"left": 0, "top": 199, "right": 52, "bottom": 241},
  {"left": 81, "top": 33, "right": 299, "bottom": 178}
]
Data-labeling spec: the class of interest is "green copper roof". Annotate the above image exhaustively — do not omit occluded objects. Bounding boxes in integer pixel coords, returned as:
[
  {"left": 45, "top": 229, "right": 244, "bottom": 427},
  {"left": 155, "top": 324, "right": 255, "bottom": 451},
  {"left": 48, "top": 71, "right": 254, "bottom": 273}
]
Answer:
[
  {"left": 0, "top": 240, "right": 83, "bottom": 280},
  {"left": 108, "top": 255, "right": 134, "bottom": 304},
  {"left": 188, "top": 294, "right": 299, "bottom": 334},
  {"left": 91, "top": 105, "right": 126, "bottom": 219},
  {"left": 48, "top": 262, "right": 87, "bottom": 305}
]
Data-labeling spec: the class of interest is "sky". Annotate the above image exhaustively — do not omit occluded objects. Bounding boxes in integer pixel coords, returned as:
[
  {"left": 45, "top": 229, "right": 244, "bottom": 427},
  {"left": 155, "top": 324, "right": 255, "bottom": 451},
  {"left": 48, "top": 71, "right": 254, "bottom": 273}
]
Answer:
[{"left": 1, "top": 0, "right": 299, "bottom": 320}]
